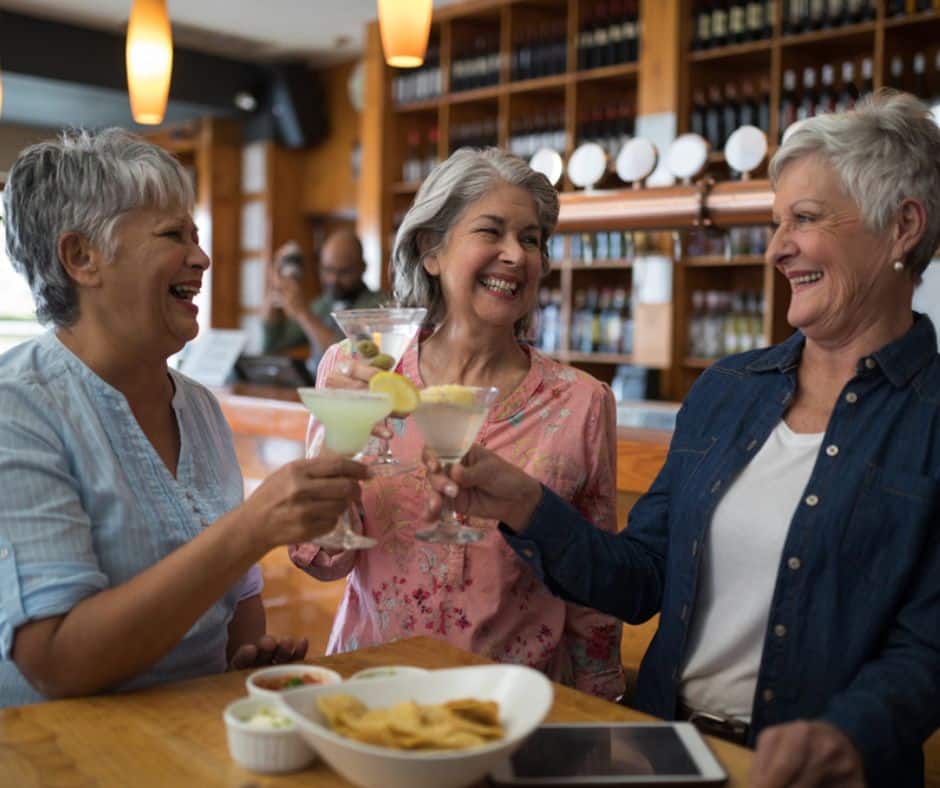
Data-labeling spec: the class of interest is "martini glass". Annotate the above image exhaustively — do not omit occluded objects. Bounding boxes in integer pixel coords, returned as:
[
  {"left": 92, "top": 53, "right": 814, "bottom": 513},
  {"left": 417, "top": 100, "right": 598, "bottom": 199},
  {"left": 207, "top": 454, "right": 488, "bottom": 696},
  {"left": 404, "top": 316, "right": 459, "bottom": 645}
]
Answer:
[
  {"left": 331, "top": 307, "right": 427, "bottom": 475},
  {"left": 297, "top": 387, "right": 393, "bottom": 551},
  {"left": 413, "top": 385, "right": 500, "bottom": 545}
]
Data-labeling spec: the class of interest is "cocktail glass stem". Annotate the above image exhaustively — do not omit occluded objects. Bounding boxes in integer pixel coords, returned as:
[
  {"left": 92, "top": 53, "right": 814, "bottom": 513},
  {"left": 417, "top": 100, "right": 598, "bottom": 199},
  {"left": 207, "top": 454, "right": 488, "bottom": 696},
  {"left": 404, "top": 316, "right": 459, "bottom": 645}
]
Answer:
[
  {"left": 313, "top": 508, "right": 377, "bottom": 551},
  {"left": 415, "top": 463, "right": 485, "bottom": 544},
  {"left": 305, "top": 417, "right": 377, "bottom": 551}
]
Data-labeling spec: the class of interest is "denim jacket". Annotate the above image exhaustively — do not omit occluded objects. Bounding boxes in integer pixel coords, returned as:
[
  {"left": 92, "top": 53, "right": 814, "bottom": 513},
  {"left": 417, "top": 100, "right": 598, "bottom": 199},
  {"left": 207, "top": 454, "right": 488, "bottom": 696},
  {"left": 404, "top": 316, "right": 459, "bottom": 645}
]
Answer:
[{"left": 503, "top": 314, "right": 940, "bottom": 787}]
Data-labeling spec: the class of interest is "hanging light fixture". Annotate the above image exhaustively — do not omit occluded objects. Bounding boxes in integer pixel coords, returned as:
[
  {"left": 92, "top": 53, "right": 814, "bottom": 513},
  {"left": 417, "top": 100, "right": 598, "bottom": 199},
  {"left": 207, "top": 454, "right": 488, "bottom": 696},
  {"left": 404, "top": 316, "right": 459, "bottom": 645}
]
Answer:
[
  {"left": 125, "top": 0, "right": 173, "bottom": 125},
  {"left": 377, "top": 0, "right": 432, "bottom": 68}
]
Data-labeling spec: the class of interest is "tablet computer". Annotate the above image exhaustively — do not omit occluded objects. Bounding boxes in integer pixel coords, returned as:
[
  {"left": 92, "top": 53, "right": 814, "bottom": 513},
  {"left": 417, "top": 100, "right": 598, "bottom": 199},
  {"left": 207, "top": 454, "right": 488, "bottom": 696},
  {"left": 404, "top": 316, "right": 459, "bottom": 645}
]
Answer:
[
  {"left": 234, "top": 354, "right": 315, "bottom": 387},
  {"left": 490, "top": 723, "right": 728, "bottom": 786}
]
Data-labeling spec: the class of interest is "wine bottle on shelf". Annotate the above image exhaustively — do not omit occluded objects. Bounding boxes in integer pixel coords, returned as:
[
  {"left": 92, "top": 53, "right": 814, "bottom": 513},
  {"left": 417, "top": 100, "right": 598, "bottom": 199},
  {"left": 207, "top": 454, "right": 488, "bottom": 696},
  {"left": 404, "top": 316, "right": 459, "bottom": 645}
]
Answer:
[
  {"left": 888, "top": 54, "right": 905, "bottom": 92},
  {"left": 913, "top": 52, "right": 928, "bottom": 99},
  {"left": 886, "top": 0, "right": 906, "bottom": 16},
  {"left": 624, "top": 0, "right": 640, "bottom": 62},
  {"left": 763, "top": 0, "right": 776, "bottom": 38},
  {"left": 797, "top": 67, "right": 818, "bottom": 122},
  {"left": 694, "top": 1, "right": 713, "bottom": 50},
  {"left": 779, "top": 69, "right": 799, "bottom": 140},
  {"left": 594, "top": 2, "right": 612, "bottom": 68},
  {"left": 608, "top": 0, "right": 626, "bottom": 64},
  {"left": 815, "top": 64, "right": 835, "bottom": 115},
  {"left": 860, "top": 57, "right": 874, "bottom": 97},
  {"left": 783, "top": 0, "right": 804, "bottom": 35},
  {"left": 705, "top": 85, "right": 725, "bottom": 150},
  {"left": 844, "top": 0, "right": 864, "bottom": 23},
  {"left": 691, "top": 88, "right": 707, "bottom": 137},
  {"left": 722, "top": 83, "right": 740, "bottom": 146},
  {"left": 728, "top": 1, "right": 748, "bottom": 44},
  {"left": 757, "top": 77, "right": 771, "bottom": 133},
  {"left": 745, "top": 0, "right": 765, "bottom": 39},
  {"left": 578, "top": 5, "right": 594, "bottom": 69},
  {"left": 423, "top": 127, "right": 439, "bottom": 179},
  {"left": 807, "top": 0, "right": 826, "bottom": 30},
  {"left": 825, "top": 0, "right": 846, "bottom": 26},
  {"left": 711, "top": 0, "right": 729, "bottom": 47},
  {"left": 834, "top": 61, "right": 859, "bottom": 113},
  {"left": 740, "top": 82, "right": 759, "bottom": 128},
  {"left": 551, "top": 20, "right": 568, "bottom": 75}
]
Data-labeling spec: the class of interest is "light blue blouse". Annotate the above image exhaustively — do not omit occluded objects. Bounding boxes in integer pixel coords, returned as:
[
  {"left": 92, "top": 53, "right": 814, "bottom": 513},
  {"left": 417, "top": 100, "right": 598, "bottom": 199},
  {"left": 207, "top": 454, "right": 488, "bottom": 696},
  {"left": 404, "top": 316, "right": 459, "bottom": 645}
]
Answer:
[{"left": 0, "top": 331, "right": 262, "bottom": 707}]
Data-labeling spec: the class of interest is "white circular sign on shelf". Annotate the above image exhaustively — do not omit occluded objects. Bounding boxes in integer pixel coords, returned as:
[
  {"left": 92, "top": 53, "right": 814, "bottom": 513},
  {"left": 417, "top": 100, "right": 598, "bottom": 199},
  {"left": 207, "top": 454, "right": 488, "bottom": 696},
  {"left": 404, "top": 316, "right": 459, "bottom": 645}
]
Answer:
[
  {"left": 665, "top": 133, "right": 709, "bottom": 182},
  {"left": 725, "top": 125, "right": 768, "bottom": 174},
  {"left": 781, "top": 118, "right": 807, "bottom": 144},
  {"left": 615, "top": 137, "right": 658, "bottom": 184},
  {"left": 529, "top": 148, "right": 564, "bottom": 186},
  {"left": 567, "top": 142, "right": 608, "bottom": 189},
  {"left": 347, "top": 61, "right": 365, "bottom": 113}
]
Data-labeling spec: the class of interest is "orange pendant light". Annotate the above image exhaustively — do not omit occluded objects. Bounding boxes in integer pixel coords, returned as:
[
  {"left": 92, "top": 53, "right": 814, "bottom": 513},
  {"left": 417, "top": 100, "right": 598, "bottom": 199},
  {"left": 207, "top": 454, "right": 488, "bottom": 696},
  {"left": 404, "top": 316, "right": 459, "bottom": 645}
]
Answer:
[
  {"left": 377, "top": 0, "right": 432, "bottom": 68},
  {"left": 125, "top": 0, "right": 174, "bottom": 125}
]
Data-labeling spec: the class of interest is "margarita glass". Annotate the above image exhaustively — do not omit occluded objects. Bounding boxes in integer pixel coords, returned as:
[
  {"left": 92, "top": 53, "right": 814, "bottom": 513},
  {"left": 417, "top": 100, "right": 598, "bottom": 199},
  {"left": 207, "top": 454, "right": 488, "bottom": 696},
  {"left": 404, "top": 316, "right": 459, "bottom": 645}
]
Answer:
[
  {"left": 413, "top": 385, "right": 500, "bottom": 544},
  {"left": 297, "top": 387, "right": 393, "bottom": 551},
  {"left": 331, "top": 307, "right": 427, "bottom": 474}
]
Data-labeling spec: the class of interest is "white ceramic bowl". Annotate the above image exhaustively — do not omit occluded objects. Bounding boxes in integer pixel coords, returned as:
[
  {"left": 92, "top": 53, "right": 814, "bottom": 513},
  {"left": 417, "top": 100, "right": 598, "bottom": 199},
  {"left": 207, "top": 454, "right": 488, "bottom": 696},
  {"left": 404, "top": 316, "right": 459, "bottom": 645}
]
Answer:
[
  {"left": 276, "top": 664, "right": 554, "bottom": 788},
  {"left": 223, "top": 696, "right": 316, "bottom": 774},
  {"left": 246, "top": 664, "right": 343, "bottom": 700},
  {"left": 348, "top": 665, "right": 430, "bottom": 682}
]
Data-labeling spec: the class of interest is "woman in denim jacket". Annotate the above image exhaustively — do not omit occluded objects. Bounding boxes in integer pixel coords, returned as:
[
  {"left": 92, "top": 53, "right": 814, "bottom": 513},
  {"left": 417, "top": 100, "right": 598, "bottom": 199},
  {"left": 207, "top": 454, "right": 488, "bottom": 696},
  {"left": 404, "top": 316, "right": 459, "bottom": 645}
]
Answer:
[{"left": 426, "top": 90, "right": 940, "bottom": 787}]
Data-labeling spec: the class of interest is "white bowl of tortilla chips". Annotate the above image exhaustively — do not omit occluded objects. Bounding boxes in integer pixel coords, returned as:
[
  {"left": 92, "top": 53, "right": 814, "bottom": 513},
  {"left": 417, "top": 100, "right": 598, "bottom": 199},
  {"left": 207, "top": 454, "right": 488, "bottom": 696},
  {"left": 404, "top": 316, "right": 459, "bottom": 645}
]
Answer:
[{"left": 276, "top": 664, "right": 553, "bottom": 788}]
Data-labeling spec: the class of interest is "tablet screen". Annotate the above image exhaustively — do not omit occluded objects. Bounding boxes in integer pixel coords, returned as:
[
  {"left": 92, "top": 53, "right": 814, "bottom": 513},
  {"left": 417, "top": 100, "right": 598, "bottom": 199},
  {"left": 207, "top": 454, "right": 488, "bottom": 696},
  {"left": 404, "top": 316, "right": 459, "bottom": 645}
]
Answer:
[{"left": 510, "top": 725, "right": 700, "bottom": 779}]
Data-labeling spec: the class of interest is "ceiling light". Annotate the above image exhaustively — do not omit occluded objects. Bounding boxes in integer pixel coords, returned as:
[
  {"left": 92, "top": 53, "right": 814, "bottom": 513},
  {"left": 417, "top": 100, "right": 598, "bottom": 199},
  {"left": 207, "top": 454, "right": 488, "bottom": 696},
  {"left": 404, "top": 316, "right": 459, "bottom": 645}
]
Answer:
[
  {"left": 126, "top": 0, "right": 174, "bottom": 125},
  {"left": 234, "top": 91, "right": 257, "bottom": 112},
  {"left": 377, "top": 0, "right": 432, "bottom": 69}
]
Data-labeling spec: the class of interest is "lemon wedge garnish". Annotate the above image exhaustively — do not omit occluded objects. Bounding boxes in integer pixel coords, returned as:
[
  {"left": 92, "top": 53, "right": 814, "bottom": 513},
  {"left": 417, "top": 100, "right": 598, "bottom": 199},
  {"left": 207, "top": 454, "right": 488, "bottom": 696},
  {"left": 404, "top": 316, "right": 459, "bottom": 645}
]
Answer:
[
  {"left": 369, "top": 372, "right": 420, "bottom": 416},
  {"left": 419, "top": 384, "right": 476, "bottom": 409}
]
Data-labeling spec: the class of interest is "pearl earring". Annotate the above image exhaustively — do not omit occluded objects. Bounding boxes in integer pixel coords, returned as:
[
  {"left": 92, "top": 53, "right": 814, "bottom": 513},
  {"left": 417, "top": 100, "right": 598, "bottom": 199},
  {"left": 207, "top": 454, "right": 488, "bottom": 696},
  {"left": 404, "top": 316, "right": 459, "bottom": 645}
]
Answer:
[{"left": 892, "top": 260, "right": 904, "bottom": 272}]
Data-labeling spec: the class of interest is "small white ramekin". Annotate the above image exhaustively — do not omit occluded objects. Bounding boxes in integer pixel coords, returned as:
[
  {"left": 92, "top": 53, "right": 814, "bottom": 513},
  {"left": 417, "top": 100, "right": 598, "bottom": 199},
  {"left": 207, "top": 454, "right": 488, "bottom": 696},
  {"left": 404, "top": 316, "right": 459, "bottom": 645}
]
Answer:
[
  {"left": 246, "top": 664, "right": 343, "bottom": 700},
  {"left": 223, "top": 696, "right": 316, "bottom": 774}
]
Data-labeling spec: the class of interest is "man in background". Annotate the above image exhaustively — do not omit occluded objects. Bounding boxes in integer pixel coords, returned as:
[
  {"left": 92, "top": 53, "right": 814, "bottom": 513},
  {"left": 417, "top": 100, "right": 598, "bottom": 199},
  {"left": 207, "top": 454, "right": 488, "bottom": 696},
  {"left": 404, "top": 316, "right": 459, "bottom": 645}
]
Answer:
[{"left": 261, "top": 229, "right": 386, "bottom": 370}]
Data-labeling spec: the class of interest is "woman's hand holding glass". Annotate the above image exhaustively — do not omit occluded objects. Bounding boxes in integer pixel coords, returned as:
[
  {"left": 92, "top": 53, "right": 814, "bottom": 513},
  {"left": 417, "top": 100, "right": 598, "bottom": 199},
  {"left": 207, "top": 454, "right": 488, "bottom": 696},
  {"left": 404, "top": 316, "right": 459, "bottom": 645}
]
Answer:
[
  {"left": 323, "top": 357, "right": 396, "bottom": 440},
  {"left": 238, "top": 456, "right": 369, "bottom": 551},
  {"left": 423, "top": 444, "right": 544, "bottom": 534}
]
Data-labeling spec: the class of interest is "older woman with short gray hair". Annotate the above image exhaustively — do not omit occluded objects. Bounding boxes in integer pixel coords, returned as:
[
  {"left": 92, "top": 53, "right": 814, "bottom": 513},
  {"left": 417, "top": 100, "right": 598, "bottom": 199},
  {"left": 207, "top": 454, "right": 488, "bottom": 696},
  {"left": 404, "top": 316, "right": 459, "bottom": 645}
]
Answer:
[
  {"left": 0, "top": 128, "right": 368, "bottom": 707},
  {"left": 425, "top": 90, "right": 940, "bottom": 787},
  {"left": 291, "top": 147, "right": 626, "bottom": 701}
]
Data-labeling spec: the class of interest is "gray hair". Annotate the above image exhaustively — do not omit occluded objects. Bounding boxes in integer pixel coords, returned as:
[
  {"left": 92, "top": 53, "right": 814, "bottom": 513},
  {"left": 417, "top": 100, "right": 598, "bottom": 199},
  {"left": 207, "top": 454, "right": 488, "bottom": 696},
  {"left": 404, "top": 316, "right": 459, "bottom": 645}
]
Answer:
[
  {"left": 392, "top": 147, "right": 560, "bottom": 335},
  {"left": 3, "top": 127, "right": 195, "bottom": 327},
  {"left": 769, "top": 90, "right": 940, "bottom": 279}
]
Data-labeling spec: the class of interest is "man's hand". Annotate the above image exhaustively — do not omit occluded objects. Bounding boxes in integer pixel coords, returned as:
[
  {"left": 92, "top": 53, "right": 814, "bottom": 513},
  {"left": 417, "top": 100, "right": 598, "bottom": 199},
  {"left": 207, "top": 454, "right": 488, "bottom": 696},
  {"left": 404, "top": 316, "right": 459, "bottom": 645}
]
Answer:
[
  {"left": 229, "top": 634, "right": 309, "bottom": 670},
  {"left": 749, "top": 721, "right": 865, "bottom": 788},
  {"left": 277, "top": 273, "right": 308, "bottom": 320},
  {"left": 423, "top": 444, "right": 543, "bottom": 532}
]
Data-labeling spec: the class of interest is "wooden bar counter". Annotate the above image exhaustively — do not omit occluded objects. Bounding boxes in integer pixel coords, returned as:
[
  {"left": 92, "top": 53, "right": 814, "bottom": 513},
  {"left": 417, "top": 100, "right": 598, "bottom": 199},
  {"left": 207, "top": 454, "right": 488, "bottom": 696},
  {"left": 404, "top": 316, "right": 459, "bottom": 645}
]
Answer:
[{"left": 0, "top": 637, "right": 751, "bottom": 787}]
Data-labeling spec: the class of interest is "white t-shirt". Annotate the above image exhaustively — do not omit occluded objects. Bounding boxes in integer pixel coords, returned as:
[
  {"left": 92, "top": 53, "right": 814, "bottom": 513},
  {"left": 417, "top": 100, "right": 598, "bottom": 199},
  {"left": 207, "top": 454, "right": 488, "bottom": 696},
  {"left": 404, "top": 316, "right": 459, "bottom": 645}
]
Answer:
[{"left": 679, "top": 419, "right": 823, "bottom": 721}]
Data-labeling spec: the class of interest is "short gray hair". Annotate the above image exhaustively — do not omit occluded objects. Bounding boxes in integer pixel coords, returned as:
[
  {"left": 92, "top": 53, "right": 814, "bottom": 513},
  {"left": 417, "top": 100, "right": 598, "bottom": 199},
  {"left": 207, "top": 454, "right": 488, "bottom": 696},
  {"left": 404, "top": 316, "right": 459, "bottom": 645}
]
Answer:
[
  {"left": 3, "top": 127, "right": 195, "bottom": 327},
  {"left": 392, "top": 147, "right": 560, "bottom": 335},
  {"left": 769, "top": 90, "right": 940, "bottom": 278}
]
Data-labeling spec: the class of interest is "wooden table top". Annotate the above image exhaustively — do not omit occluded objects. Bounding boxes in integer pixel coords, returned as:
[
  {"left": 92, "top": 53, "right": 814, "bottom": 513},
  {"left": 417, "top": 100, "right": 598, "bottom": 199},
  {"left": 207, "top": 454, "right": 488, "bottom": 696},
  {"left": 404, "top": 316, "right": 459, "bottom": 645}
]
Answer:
[{"left": 0, "top": 637, "right": 751, "bottom": 787}]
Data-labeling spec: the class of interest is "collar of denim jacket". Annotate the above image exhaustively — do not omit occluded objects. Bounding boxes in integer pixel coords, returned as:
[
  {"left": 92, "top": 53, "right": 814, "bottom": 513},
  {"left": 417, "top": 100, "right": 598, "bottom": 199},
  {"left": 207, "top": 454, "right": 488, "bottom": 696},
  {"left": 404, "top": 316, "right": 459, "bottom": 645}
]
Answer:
[{"left": 743, "top": 311, "right": 936, "bottom": 389}]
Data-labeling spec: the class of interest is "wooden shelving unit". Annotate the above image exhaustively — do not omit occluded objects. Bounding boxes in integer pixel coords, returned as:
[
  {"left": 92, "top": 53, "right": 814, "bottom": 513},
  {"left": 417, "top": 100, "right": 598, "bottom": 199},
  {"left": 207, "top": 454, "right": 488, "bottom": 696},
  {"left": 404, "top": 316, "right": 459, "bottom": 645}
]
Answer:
[{"left": 357, "top": 0, "right": 940, "bottom": 401}]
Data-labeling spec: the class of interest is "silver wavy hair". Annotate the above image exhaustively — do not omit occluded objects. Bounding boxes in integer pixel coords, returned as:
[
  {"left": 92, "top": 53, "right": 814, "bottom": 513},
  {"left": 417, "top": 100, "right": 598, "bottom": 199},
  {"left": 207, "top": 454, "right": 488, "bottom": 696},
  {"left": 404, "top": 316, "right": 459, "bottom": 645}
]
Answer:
[
  {"left": 3, "top": 127, "right": 194, "bottom": 327},
  {"left": 391, "top": 147, "right": 560, "bottom": 336},
  {"left": 770, "top": 89, "right": 940, "bottom": 279}
]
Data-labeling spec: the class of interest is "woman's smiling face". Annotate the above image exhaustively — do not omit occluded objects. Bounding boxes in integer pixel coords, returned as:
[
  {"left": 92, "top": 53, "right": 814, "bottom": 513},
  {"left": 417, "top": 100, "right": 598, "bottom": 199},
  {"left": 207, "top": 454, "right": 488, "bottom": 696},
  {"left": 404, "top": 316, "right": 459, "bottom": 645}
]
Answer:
[
  {"left": 767, "top": 155, "right": 904, "bottom": 343},
  {"left": 95, "top": 205, "right": 210, "bottom": 357},
  {"left": 422, "top": 181, "right": 544, "bottom": 333}
]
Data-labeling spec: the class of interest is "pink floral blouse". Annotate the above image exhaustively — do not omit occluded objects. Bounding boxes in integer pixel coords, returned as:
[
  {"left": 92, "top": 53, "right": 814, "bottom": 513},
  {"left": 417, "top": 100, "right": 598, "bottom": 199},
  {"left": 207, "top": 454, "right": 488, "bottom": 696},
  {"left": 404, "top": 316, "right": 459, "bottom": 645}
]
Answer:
[{"left": 289, "top": 339, "right": 625, "bottom": 700}]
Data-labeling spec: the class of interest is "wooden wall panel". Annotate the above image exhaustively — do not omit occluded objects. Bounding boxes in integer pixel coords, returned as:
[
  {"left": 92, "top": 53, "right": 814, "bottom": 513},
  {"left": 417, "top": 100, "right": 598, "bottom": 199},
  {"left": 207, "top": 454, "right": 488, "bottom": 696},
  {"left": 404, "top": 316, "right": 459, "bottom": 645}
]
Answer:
[
  {"left": 303, "top": 59, "right": 360, "bottom": 217},
  {"left": 195, "top": 118, "right": 242, "bottom": 329}
]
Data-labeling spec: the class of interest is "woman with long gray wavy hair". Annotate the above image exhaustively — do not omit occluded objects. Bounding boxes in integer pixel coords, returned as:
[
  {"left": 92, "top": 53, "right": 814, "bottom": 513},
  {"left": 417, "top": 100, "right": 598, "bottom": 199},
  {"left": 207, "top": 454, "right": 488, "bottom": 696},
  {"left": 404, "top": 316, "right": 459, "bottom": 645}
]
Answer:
[
  {"left": 426, "top": 91, "right": 940, "bottom": 786},
  {"left": 0, "top": 128, "right": 368, "bottom": 707},
  {"left": 290, "top": 147, "right": 626, "bottom": 701}
]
